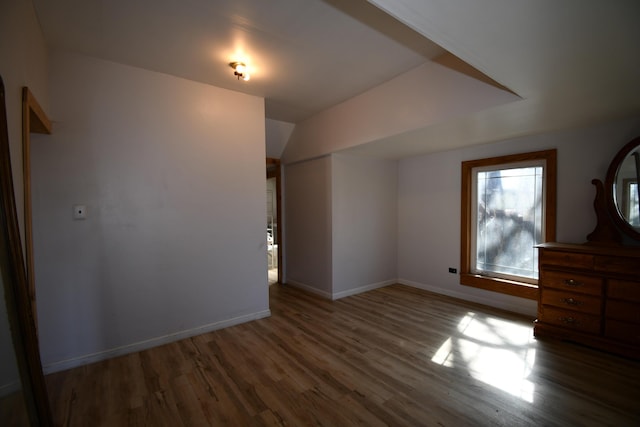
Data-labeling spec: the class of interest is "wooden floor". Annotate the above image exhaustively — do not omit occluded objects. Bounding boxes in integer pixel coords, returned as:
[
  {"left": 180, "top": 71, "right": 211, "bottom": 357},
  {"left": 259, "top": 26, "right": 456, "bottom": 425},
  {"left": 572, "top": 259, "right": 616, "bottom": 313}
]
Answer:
[
  {"left": 0, "top": 389, "right": 29, "bottom": 426},
  {"left": 45, "top": 284, "right": 640, "bottom": 426}
]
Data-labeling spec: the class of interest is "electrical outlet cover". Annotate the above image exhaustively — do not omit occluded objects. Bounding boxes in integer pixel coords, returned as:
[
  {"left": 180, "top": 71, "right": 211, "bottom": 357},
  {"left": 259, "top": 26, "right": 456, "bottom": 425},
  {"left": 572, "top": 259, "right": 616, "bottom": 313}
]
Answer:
[{"left": 73, "top": 204, "right": 87, "bottom": 220}]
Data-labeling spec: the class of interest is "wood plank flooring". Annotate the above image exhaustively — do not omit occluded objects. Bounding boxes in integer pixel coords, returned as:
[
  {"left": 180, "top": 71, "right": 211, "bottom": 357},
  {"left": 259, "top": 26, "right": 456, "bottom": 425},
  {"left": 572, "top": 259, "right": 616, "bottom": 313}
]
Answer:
[
  {"left": 45, "top": 284, "right": 640, "bottom": 426},
  {"left": 0, "top": 389, "right": 30, "bottom": 426}
]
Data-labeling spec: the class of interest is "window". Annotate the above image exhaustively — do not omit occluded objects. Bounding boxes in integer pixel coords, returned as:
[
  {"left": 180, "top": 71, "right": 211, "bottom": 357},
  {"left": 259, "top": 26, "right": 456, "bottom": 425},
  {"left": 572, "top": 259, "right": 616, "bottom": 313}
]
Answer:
[
  {"left": 622, "top": 179, "right": 639, "bottom": 227},
  {"left": 460, "top": 150, "right": 556, "bottom": 299}
]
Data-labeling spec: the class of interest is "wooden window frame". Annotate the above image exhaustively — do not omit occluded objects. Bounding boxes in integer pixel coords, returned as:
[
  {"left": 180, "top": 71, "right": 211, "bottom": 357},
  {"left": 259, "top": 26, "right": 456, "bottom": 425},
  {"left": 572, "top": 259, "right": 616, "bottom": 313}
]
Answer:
[{"left": 460, "top": 149, "right": 556, "bottom": 300}]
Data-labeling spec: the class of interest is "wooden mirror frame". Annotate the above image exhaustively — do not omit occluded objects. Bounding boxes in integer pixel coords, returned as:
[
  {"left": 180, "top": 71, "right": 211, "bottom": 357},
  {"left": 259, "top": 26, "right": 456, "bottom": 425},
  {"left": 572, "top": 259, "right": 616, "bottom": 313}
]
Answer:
[
  {"left": 0, "top": 76, "right": 52, "bottom": 425},
  {"left": 605, "top": 136, "right": 640, "bottom": 242}
]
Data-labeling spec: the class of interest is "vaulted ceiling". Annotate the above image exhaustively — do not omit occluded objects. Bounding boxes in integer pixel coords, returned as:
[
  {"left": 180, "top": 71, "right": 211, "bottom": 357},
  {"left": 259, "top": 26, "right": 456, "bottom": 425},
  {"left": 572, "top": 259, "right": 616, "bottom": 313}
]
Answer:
[
  {"left": 33, "top": 0, "right": 640, "bottom": 157},
  {"left": 33, "top": 0, "right": 446, "bottom": 123}
]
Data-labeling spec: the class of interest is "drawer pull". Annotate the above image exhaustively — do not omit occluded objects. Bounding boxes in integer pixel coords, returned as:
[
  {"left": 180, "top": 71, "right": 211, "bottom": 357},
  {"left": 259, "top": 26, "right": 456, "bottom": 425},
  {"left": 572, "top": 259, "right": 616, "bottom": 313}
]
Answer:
[
  {"left": 559, "top": 316, "right": 578, "bottom": 324},
  {"left": 561, "top": 297, "right": 582, "bottom": 306},
  {"left": 564, "top": 279, "right": 584, "bottom": 287}
]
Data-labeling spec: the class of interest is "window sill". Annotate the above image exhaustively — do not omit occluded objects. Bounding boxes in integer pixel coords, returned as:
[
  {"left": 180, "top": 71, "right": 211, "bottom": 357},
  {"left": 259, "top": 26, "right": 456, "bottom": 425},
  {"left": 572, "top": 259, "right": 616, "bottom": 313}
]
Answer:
[{"left": 460, "top": 273, "right": 538, "bottom": 300}]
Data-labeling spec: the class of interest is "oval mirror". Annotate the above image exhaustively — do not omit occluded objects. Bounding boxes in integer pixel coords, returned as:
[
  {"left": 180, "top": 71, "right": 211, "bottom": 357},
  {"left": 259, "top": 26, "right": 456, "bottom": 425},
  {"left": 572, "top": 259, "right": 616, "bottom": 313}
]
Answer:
[{"left": 606, "top": 136, "right": 640, "bottom": 240}]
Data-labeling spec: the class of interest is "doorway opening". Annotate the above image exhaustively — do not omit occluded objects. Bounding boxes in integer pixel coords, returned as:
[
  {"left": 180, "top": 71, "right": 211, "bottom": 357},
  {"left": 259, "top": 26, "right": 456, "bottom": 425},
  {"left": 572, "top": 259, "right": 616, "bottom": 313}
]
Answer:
[{"left": 266, "top": 158, "right": 282, "bottom": 285}]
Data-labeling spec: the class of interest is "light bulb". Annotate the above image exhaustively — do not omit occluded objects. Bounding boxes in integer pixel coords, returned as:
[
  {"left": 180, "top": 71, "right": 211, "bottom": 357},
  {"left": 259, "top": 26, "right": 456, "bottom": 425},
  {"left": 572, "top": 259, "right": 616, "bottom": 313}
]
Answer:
[
  {"left": 242, "top": 73, "right": 251, "bottom": 81},
  {"left": 235, "top": 63, "right": 246, "bottom": 74}
]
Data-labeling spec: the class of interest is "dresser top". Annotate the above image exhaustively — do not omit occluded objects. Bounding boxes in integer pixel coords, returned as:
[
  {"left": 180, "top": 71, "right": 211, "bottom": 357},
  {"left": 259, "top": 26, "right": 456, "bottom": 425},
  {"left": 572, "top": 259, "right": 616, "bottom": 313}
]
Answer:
[{"left": 536, "top": 242, "right": 640, "bottom": 258}]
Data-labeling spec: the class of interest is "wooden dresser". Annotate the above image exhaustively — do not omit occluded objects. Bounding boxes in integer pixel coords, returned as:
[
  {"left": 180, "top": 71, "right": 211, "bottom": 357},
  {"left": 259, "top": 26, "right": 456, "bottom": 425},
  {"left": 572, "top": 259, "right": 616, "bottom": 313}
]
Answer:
[{"left": 535, "top": 242, "right": 640, "bottom": 359}]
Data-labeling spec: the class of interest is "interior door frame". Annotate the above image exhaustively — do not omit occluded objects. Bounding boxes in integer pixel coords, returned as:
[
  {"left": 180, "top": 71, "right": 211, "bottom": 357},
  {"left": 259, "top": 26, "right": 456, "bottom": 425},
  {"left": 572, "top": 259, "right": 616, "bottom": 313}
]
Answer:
[{"left": 266, "top": 158, "right": 282, "bottom": 284}]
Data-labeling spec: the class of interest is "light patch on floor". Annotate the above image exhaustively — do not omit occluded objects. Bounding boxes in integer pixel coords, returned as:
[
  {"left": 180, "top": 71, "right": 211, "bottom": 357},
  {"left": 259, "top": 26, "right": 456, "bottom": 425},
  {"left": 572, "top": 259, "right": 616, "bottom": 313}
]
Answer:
[
  {"left": 431, "top": 312, "right": 536, "bottom": 403},
  {"left": 268, "top": 268, "right": 278, "bottom": 285}
]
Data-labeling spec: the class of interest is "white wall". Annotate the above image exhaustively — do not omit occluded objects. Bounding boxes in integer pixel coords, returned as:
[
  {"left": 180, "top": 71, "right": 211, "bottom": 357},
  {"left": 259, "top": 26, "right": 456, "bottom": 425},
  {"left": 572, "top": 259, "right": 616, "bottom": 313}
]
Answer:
[
  {"left": 0, "top": 0, "right": 49, "bottom": 394},
  {"left": 265, "top": 118, "right": 295, "bottom": 159},
  {"left": 284, "top": 154, "right": 398, "bottom": 299},
  {"left": 0, "top": 278, "right": 21, "bottom": 396},
  {"left": 284, "top": 156, "right": 332, "bottom": 297},
  {"left": 398, "top": 117, "right": 640, "bottom": 316},
  {"left": 332, "top": 154, "right": 397, "bottom": 298},
  {"left": 0, "top": 0, "right": 49, "bottom": 219},
  {"left": 32, "top": 52, "right": 269, "bottom": 372}
]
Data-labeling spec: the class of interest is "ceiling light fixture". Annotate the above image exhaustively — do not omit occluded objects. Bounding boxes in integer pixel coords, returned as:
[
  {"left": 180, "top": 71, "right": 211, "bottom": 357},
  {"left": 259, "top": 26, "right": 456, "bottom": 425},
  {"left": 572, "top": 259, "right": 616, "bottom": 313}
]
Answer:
[{"left": 229, "top": 62, "right": 250, "bottom": 81}]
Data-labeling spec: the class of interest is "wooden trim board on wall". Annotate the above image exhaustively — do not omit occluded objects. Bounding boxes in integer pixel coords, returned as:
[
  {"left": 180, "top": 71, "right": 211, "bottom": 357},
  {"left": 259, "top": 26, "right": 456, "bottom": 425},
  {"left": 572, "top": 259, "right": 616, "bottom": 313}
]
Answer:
[
  {"left": 22, "top": 87, "right": 52, "bottom": 331},
  {"left": 266, "top": 158, "right": 283, "bottom": 284}
]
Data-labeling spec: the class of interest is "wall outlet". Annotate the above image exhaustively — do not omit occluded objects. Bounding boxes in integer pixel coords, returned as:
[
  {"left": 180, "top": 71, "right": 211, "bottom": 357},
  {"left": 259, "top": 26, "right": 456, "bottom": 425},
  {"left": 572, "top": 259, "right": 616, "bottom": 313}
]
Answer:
[
  {"left": 448, "top": 267, "right": 457, "bottom": 274},
  {"left": 73, "top": 204, "right": 87, "bottom": 220}
]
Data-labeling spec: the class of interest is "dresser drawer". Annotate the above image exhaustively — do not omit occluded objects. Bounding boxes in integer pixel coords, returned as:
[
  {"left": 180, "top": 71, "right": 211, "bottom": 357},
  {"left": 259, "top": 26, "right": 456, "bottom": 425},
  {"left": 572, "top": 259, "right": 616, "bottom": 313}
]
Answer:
[
  {"left": 539, "top": 307, "right": 601, "bottom": 334},
  {"left": 605, "top": 300, "right": 640, "bottom": 323},
  {"left": 605, "top": 320, "right": 640, "bottom": 345},
  {"left": 595, "top": 256, "right": 640, "bottom": 276},
  {"left": 540, "top": 270, "right": 603, "bottom": 296},
  {"left": 607, "top": 279, "right": 640, "bottom": 302},
  {"left": 535, "top": 243, "right": 640, "bottom": 358},
  {"left": 540, "top": 250, "right": 594, "bottom": 269},
  {"left": 541, "top": 289, "right": 601, "bottom": 315}
]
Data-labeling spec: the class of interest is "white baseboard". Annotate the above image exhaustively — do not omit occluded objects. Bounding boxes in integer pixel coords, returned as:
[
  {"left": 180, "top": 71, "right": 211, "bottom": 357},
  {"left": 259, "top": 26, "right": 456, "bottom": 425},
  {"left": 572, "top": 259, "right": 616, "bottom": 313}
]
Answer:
[
  {"left": 285, "top": 279, "right": 395, "bottom": 300},
  {"left": 43, "top": 309, "right": 271, "bottom": 374},
  {"left": 0, "top": 379, "right": 20, "bottom": 398},
  {"left": 332, "top": 279, "right": 396, "bottom": 300},
  {"left": 397, "top": 278, "right": 536, "bottom": 317},
  {"left": 285, "top": 280, "right": 333, "bottom": 299}
]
